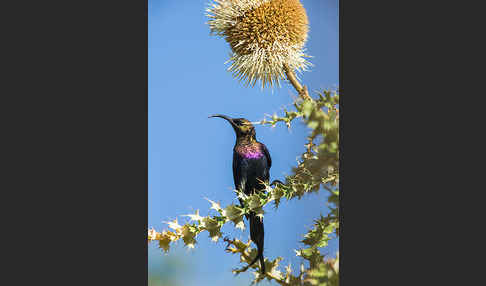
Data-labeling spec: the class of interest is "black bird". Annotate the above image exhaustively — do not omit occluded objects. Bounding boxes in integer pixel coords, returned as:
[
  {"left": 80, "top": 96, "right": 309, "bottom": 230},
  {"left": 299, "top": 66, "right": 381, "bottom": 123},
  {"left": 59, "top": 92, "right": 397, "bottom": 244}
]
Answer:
[{"left": 210, "top": 114, "right": 271, "bottom": 274}]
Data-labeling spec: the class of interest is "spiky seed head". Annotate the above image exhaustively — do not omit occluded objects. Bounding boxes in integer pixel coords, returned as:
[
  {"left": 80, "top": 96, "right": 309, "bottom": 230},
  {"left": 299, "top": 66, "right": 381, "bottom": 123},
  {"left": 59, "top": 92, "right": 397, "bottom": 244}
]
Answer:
[{"left": 206, "top": 0, "right": 310, "bottom": 89}]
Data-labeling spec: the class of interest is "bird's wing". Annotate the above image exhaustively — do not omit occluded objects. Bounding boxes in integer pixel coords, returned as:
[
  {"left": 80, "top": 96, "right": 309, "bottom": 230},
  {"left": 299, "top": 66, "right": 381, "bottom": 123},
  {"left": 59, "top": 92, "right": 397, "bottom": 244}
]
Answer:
[
  {"left": 233, "top": 151, "right": 249, "bottom": 218},
  {"left": 233, "top": 151, "right": 246, "bottom": 192},
  {"left": 262, "top": 143, "right": 272, "bottom": 168}
]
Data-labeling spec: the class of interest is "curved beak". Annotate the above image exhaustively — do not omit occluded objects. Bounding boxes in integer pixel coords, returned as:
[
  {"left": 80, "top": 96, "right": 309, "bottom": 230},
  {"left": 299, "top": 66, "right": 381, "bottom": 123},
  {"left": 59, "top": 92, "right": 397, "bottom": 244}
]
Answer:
[{"left": 208, "top": 114, "right": 238, "bottom": 129}]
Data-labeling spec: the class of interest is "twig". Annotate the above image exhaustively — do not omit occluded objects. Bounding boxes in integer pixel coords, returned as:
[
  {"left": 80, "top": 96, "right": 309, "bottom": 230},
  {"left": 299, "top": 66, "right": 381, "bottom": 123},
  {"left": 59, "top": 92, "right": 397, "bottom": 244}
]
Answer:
[{"left": 224, "top": 238, "right": 290, "bottom": 286}]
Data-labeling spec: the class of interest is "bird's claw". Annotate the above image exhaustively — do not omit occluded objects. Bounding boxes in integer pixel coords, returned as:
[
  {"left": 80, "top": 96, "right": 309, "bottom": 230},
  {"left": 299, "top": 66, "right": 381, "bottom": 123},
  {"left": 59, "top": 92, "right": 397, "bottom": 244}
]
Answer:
[{"left": 270, "top": 179, "right": 285, "bottom": 186}]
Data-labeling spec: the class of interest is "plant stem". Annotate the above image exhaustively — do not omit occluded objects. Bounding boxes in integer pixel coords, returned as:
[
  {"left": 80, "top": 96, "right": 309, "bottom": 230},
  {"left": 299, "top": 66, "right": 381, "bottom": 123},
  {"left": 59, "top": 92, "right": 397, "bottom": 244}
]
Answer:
[
  {"left": 283, "top": 63, "right": 310, "bottom": 100},
  {"left": 239, "top": 249, "right": 290, "bottom": 286}
]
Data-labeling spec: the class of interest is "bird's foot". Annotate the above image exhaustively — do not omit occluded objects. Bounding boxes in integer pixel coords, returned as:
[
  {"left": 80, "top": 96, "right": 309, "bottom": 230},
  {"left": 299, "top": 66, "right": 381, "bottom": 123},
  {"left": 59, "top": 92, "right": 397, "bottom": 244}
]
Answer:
[{"left": 270, "top": 179, "right": 285, "bottom": 186}]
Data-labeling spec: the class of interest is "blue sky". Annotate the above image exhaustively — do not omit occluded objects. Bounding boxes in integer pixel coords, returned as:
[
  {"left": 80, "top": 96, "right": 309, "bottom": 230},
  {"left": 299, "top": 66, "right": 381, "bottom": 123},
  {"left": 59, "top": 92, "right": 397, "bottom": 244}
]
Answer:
[{"left": 148, "top": 1, "right": 339, "bottom": 285}]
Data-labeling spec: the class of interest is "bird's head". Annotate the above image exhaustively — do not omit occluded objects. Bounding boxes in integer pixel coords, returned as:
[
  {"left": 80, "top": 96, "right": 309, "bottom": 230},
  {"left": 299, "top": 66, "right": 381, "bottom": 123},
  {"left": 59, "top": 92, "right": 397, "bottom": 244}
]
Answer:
[{"left": 209, "top": 114, "right": 256, "bottom": 140}]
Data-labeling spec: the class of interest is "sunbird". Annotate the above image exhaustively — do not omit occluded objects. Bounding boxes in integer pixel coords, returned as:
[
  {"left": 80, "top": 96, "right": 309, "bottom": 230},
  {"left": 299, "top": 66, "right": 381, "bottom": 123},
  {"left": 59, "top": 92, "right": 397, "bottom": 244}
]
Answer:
[{"left": 209, "top": 114, "right": 271, "bottom": 274}]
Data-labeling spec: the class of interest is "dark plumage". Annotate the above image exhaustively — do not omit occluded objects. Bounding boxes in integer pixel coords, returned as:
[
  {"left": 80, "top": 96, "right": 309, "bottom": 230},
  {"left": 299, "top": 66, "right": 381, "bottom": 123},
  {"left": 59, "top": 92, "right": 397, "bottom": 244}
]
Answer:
[{"left": 210, "top": 114, "right": 271, "bottom": 274}]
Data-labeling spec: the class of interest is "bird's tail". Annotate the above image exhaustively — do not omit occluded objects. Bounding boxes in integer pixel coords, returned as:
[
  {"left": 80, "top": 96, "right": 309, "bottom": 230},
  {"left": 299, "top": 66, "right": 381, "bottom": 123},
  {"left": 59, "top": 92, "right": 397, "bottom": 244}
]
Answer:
[{"left": 248, "top": 212, "right": 265, "bottom": 274}]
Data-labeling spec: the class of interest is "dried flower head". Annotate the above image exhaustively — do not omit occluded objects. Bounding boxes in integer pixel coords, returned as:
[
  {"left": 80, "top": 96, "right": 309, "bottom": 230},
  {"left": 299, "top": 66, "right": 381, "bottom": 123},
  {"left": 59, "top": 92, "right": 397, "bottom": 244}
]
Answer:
[{"left": 206, "top": 0, "right": 310, "bottom": 89}]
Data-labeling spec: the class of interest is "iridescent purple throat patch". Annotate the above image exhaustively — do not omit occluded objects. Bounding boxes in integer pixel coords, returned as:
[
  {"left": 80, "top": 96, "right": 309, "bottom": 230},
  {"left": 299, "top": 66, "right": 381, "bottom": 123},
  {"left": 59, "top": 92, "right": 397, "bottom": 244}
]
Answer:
[{"left": 243, "top": 150, "right": 264, "bottom": 159}]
